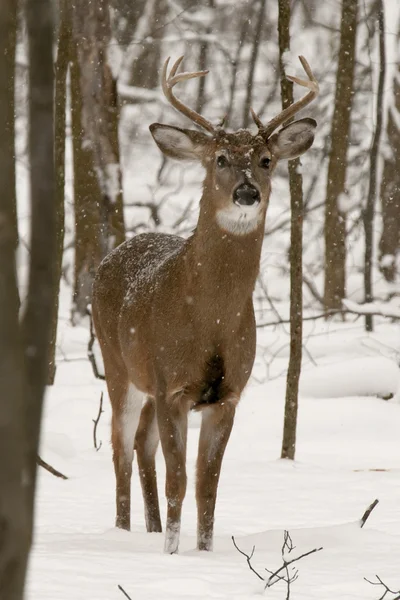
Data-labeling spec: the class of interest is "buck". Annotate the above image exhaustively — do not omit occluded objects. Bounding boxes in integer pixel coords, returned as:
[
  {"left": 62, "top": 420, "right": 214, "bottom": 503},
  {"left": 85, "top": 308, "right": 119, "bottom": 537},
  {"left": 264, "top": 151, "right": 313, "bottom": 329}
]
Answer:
[{"left": 92, "top": 55, "right": 318, "bottom": 554}]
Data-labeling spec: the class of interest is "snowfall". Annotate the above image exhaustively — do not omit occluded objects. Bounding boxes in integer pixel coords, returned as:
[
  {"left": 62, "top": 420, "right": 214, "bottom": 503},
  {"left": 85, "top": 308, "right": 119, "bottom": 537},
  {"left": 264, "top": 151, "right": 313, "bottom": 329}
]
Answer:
[
  {"left": 18, "top": 7, "right": 400, "bottom": 597},
  {"left": 25, "top": 163, "right": 400, "bottom": 600}
]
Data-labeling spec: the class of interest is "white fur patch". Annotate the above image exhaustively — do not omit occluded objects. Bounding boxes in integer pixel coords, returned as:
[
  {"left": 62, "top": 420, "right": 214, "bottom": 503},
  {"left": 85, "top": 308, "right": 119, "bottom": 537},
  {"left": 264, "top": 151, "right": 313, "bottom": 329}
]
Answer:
[
  {"left": 215, "top": 203, "right": 263, "bottom": 235},
  {"left": 121, "top": 383, "right": 144, "bottom": 458}
]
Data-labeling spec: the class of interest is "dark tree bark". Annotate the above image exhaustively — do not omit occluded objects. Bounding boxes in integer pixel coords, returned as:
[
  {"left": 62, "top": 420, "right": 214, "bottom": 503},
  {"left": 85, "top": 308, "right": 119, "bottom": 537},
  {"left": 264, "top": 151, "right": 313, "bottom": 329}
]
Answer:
[
  {"left": 242, "top": 0, "right": 267, "bottom": 128},
  {"left": 71, "top": 0, "right": 125, "bottom": 319},
  {"left": 129, "top": 0, "right": 168, "bottom": 90},
  {"left": 278, "top": 0, "right": 304, "bottom": 461},
  {"left": 379, "top": 20, "right": 400, "bottom": 283},
  {"left": 323, "top": 0, "right": 358, "bottom": 311},
  {"left": 0, "top": 2, "right": 30, "bottom": 598},
  {"left": 22, "top": 0, "right": 57, "bottom": 528},
  {"left": 47, "top": 0, "right": 70, "bottom": 383},
  {"left": 363, "top": 2, "right": 385, "bottom": 331},
  {"left": 196, "top": 0, "right": 215, "bottom": 114}
]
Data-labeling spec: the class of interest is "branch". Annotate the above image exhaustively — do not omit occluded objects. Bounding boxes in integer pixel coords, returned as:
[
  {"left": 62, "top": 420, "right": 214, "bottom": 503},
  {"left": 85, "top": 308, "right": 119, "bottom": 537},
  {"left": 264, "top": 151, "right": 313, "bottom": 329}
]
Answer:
[
  {"left": 365, "top": 575, "right": 400, "bottom": 600},
  {"left": 118, "top": 585, "right": 133, "bottom": 600},
  {"left": 231, "top": 536, "right": 265, "bottom": 581},
  {"left": 36, "top": 455, "right": 68, "bottom": 480},
  {"left": 87, "top": 308, "right": 105, "bottom": 381},
  {"left": 92, "top": 392, "right": 104, "bottom": 451},
  {"left": 360, "top": 498, "right": 379, "bottom": 528},
  {"left": 232, "top": 531, "right": 323, "bottom": 598}
]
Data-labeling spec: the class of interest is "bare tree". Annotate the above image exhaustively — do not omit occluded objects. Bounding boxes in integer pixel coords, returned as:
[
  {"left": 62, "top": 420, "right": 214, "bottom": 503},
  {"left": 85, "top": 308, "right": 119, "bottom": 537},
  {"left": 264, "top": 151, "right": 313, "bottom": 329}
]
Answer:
[
  {"left": 71, "top": 0, "right": 125, "bottom": 319},
  {"left": 0, "top": 0, "right": 57, "bottom": 596},
  {"left": 278, "top": 0, "right": 305, "bottom": 461},
  {"left": 23, "top": 0, "right": 57, "bottom": 529},
  {"left": 242, "top": 0, "right": 267, "bottom": 128},
  {"left": 324, "top": 0, "right": 358, "bottom": 311},
  {"left": 0, "top": 2, "right": 28, "bottom": 597},
  {"left": 379, "top": 17, "right": 400, "bottom": 283},
  {"left": 48, "top": 0, "right": 71, "bottom": 382},
  {"left": 363, "top": 0, "right": 385, "bottom": 331}
]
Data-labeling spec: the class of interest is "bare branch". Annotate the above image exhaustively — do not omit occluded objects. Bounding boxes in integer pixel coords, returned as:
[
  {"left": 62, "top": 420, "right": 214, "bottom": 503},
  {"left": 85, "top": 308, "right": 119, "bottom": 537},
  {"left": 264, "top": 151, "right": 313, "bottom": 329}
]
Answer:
[
  {"left": 365, "top": 575, "right": 400, "bottom": 600},
  {"left": 87, "top": 308, "right": 106, "bottom": 381},
  {"left": 233, "top": 531, "right": 323, "bottom": 598},
  {"left": 231, "top": 536, "right": 264, "bottom": 581},
  {"left": 118, "top": 585, "right": 133, "bottom": 600},
  {"left": 92, "top": 392, "right": 104, "bottom": 451},
  {"left": 360, "top": 498, "right": 379, "bottom": 528},
  {"left": 36, "top": 455, "right": 68, "bottom": 480}
]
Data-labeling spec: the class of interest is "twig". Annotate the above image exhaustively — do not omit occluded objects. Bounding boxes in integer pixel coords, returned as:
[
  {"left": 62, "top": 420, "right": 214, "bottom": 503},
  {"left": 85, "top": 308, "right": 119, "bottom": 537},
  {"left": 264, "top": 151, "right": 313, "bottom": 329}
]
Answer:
[
  {"left": 36, "top": 455, "right": 68, "bottom": 480},
  {"left": 87, "top": 308, "right": 106, "bottom": 381},
  {"left": 365, "top": 575, "right": 400, "bottom": 600},
  {"left": 360, "top": 498, "right": 379, "bottom": 528},
  {"left": 118, "top": 585, "right": 133, "bottom": 600},
  {"left": 233, "top": 531, "right": 323, "bottom": 598},
  {"left": 231, "top": 536, "right": 264, "bottom": 581},
  {"left": 92, "top": 392, "right": 104, "bottom": 451}
]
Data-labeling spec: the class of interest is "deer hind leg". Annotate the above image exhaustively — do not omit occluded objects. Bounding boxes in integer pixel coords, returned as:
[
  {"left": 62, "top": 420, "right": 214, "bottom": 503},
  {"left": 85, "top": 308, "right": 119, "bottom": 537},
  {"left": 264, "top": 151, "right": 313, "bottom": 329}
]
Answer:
[
  {"left": 156, "top": 392, "right": 188, "bottom": 554},
  {"left": 196, "top": 400, "right": 236, "bottom": 551},
  {"left": 135, "top": 397, "right": 162, "bottom": 533},
  {"left": 110, "top": 378, "right": 143, "bottom": 531}
]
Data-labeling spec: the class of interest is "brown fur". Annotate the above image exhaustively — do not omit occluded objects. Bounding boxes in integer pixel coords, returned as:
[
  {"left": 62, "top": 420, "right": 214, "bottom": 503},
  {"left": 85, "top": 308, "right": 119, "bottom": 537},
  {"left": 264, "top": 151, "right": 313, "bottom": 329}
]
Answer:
[{"left": 92, "top": 107, "right": 316, "bottom": 553}]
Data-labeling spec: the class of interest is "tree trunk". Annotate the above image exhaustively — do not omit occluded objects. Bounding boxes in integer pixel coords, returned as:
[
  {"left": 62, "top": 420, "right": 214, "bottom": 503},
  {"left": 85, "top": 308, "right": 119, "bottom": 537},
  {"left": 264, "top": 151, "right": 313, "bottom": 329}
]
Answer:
[
  {"left": 278, "top": 0, "right": 304, "bottom": 461},
  {"left": 47, "top": 0, "right": 70, "bottom": 383},
  {"left": 196, "top": 0, "right": 215, "bottom": 114},
  {"left": 363, "top": 2, "right": 385, "bottom": 331},
  {"left": 0, "top": 2, "right": 30, "bottom": 597},
  {"left": 379, "top": 20, "right": 400, "bottom": 283},
  {"left": 323, "top": 0, "right": 358, "bottom": 311},
  {"left": 71, "top": 0, "right": 125, "bottom": 320},
  {"left": 22, "top": 0, "right": 57, "bottom": 530},
  {"left": 242, "top": 0, "right": 267, "bottom": 128}
]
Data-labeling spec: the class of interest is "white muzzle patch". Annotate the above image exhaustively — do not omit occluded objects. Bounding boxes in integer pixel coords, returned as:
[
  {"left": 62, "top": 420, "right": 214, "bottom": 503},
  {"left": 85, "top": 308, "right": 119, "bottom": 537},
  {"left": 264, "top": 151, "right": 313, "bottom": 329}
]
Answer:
[{"left": 215, "top": 202, "right": 263, "bottom": 235}]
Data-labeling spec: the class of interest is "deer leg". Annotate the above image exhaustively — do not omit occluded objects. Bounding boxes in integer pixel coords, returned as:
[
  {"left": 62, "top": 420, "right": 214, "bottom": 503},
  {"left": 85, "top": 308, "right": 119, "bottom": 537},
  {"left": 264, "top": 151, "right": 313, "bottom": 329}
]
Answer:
[
  {"left": 196, "top": 401, "right": 236, "bottom": 551},
  {"left": 156, "top": 393, "right": 188, "bottom": 554},
  {"left": 135, "top": 397, "right": 162, "bottom": 533},
  {"left": 111, "top": 380, "right": 143, "bottom": 531}
]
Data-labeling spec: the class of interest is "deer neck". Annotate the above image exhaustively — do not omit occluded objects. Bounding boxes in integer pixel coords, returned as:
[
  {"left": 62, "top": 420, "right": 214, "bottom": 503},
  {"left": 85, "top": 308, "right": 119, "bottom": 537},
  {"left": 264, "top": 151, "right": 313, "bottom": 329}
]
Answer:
[{"left": 184, "top": 197, "right": 266, "bottom": 314}]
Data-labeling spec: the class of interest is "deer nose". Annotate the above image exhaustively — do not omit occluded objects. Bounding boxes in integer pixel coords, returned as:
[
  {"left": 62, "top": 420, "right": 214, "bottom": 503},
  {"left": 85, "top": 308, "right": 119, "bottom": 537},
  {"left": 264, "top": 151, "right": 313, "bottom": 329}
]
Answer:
[{"left": 233, "top": 184, "right": 260, "bottom": 207}]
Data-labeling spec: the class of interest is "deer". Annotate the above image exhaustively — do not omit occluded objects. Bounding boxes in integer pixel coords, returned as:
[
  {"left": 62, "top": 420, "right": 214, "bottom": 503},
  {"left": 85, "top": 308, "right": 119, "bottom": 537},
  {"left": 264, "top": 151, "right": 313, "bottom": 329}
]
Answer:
[{"left": 91, "top": 55, "right": 318, "bottom": 554}]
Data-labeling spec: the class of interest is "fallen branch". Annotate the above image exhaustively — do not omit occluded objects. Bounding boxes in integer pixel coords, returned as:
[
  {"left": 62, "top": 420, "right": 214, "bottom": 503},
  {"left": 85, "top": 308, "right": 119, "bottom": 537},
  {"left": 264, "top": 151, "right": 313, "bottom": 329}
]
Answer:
[
  {"left": 93, "top": 392, "right": 104, "bottom": 451},
  {"left": 232, "top": 531, "right": 323, "bottom": 598},
  {"left": 360, "top": 498, "right": 379, "bottom": 528},
  {"left": 36, "top": 455, "right": 68, "bottom": 480},
  {"left": 118, "top": 584, "right": 133, "bottom": 600},
  {"left": 87, "top": 308, "right": 105, "bottom": 381},
  {"left": 365, "top": 575, "right": 400, "bottom": 600}
]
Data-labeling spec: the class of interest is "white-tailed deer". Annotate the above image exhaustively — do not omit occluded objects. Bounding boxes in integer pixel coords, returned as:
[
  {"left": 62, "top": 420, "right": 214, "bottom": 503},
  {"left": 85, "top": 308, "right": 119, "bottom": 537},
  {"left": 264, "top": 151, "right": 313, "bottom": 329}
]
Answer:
[{"left": 92, "top": 56, "right": 318, "bottom": 553}]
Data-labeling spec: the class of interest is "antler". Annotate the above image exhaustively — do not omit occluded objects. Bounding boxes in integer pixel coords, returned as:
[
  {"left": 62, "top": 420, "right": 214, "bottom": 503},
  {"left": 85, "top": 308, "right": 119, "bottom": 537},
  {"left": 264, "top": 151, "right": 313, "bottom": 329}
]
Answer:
[
  {"left": 251, "top": 55, "right": 319, "bottom": 139},
  {"left": 161, "top": 56, "right": 216, "bottom": 134}
]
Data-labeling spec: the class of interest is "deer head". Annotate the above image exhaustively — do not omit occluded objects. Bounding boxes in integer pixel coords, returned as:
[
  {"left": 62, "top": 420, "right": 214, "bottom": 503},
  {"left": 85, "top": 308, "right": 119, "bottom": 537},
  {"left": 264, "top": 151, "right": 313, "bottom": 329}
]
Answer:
[{"left": 150, "top": 56, "right": 319, "bottom": 235}]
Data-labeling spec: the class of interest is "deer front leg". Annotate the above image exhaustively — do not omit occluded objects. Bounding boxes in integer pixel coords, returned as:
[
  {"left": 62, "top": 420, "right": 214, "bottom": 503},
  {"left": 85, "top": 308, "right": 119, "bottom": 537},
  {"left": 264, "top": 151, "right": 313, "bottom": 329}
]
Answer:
[
  {"left": 196, "top": 400, "right": 236, "bottom": 551},
  {"left": 156, "top": 393, "right": 188, "bottom": 554}
]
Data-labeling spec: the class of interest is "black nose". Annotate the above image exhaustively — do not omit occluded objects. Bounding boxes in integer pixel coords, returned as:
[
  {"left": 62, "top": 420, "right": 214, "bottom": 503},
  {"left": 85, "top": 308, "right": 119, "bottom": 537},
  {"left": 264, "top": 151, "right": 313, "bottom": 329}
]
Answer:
[{"left": 233, "top": 184, "right": 260, "bottom": 206}]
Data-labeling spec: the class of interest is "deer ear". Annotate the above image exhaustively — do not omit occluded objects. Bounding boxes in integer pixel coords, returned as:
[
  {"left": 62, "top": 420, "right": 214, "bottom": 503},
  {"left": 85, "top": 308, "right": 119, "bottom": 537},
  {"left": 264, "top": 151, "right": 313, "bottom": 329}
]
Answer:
[
  {"left": 150, "top": 124, "right": 210, "bottom": 161},
  {"left": 269, "top": 118, "right": 317, "bottom": 160}
]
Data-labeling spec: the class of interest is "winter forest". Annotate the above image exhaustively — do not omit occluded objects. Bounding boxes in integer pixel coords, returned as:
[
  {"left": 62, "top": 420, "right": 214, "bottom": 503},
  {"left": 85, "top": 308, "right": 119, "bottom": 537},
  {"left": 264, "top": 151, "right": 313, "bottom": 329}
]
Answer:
[{"left": 1, "top": 0, "right": 400, "bottom": 598}]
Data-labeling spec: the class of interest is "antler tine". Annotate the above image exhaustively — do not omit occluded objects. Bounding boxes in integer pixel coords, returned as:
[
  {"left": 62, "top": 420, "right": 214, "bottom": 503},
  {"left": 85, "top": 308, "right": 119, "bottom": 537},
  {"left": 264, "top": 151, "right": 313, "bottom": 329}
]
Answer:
[
  {"left": 161, "top": 56, "right": 216, "bottom": 134},
  {"left": 252, "top": 55, "right": 319, "bottom": 139}
]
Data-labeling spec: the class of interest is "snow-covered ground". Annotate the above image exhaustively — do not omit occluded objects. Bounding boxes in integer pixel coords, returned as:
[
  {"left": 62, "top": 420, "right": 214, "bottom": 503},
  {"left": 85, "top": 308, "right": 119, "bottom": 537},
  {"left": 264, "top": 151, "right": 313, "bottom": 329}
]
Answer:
[{"left": 27, "top": 299, "right": 400, "bottom": 599}]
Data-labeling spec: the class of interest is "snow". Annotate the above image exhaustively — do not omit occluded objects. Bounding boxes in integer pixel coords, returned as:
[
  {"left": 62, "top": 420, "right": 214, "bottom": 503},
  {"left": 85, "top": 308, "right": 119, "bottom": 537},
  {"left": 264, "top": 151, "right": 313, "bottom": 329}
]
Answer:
[{"left": 27, "top": 310, "right": 400, "bottom": 599}]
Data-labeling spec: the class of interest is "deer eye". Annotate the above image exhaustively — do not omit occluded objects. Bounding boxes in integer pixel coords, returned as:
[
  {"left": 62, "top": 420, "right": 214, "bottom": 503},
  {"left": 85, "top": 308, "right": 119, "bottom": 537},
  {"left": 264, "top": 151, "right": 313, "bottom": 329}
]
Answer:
[
  {"left": 260, "top": 156, "right": 271, "bottom": 169},
  {"left": 216, "top": 155, "right": 229, "bottom": 168}
]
